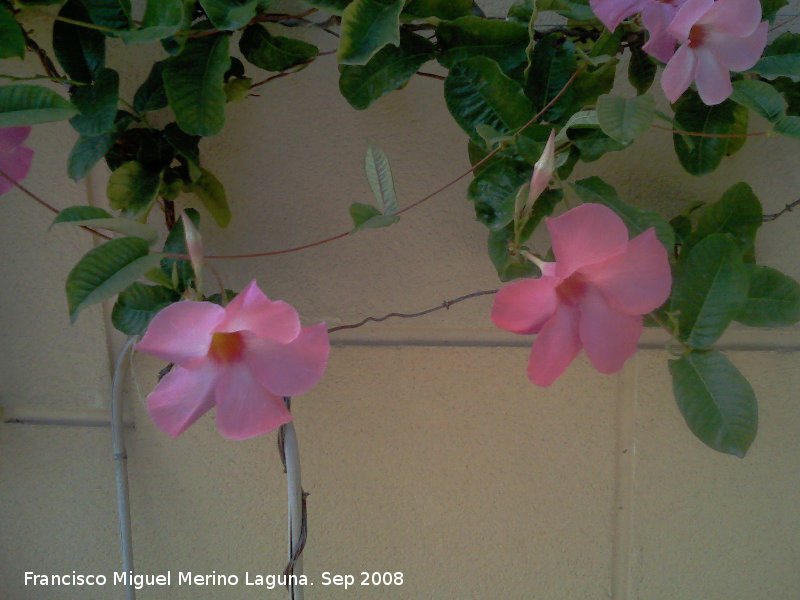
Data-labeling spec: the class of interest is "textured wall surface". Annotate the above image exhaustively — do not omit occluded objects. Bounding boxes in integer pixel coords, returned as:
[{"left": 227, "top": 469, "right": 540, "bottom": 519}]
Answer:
[{"left": 1, "top": 1, "right": 799, "bottom": 599}]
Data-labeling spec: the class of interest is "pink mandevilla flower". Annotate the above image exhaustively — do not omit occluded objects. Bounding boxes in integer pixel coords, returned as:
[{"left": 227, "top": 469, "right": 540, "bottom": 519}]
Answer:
[
  {"left": 137, "top": 280, "right": 330, "bottom": 440},
  {"left": 491, "top": 204, "right": 672, "bottom": 387},
  {"left": 590, "top": 0, "right": 687, "bottom": 62},
  {"left": 0, "top": 126, "right": 34, "bottom": 196},
  {"left": 661, "top": 0, "right": 768, "bottom": 105}
]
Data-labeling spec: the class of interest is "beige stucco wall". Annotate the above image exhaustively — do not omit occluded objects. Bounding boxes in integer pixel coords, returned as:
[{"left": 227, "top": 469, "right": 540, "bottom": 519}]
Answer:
[{"left": 1, "top": 1, "right": 799, "bottom": 598}]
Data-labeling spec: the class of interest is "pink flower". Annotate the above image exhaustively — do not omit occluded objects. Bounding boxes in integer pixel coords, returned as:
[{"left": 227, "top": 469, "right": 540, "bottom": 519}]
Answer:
[
  {"left": 0, "top": 127, "right": 34, "bottom": 196},
  {"left": 590, "top": 0, "right": 686, "bottom": 62},
  {"left": 491, "top": 204, "right": 671, "bottom": 387},
  {"left": 137, "top": 280, "right": 330, "bottom": 440},
  {"left": 661, "top": 0, "right": 768, "bottom": 105}
]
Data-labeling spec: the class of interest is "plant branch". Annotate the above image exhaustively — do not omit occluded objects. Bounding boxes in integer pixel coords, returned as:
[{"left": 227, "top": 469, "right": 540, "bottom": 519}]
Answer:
[
  {"left": 22, "top": 28, "right": 63, "bottom": 80},
  {"left": 328, "top": 289, "right": 498, "bottom": 333},
  {"left": 652, "top": 123, "right": 768, "bottom": 139},
  {"left": 763, "top": 198, "right": 800, "bottom": 222}
]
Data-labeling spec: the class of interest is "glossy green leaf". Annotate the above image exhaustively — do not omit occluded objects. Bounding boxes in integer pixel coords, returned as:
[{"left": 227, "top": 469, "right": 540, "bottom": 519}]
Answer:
[
  {"left": 672, "top": 92, "right": 738, "bottom": 175},
  {"left": 403, "top": 0, "right": 473, "bottom": 19},
  {"left": 66, "top": 237, "right": 160, "bottom": 322},
  {"left": 596, "top": 93, "right": 655, "bottom": 144},
  {"left": 0, "top": 5, "right": 25, "bottom": 59},
  {"left": 133, "top": 61, "right": 168, "bottom": 113},
  {"left": 736, "top": 265, "right": 800, "bottom": 327},
  {"left": 164, "top": 122, "right": 201, "bottom": 182},
  {"left": 239, "top": 24, "right": 319, "bottom": 72},
  {"left": 467, "top": 159, "right": 531, "bottom": 230},
  {"left": 0, "top": 85, "right": 77, "bottom": 126},
  {"left": 339, "top": 31, "right": 434, "bottom": 110},
  {"left": 365, "top": 145, "right": 398, "bottom": 214},
  {"left": 52, "top": 206, "right": 159, "bottom": 243},
  {"left": 302, "top": 0, "right": 353, "bottom": 13},
  {"left": 53, "top": 0, "right": 106, "bottom": 83},
  {"left": 67, "top": 111, "right": 133, "bottom": 181},
  {"left": 349, "top": 202, "right": 400, "bottom": 231},
  {"left": 692, "top": 182, "right": 763, "bottom": 250},
  {"left": 730, "top": 79, "right": 787, "bottom": 122},
  {"left": 160, "top": 208, "right": 200, "bottom": 291},
  {"left": 671, "top": 234, "right": 749, "bottom": 349},
  {"left": 436, "top": 16, "right": 528, "bottom": 73},
  {"left": 337, "top": 0, "right": 405, "bottom": 65},
  {"left": 163, "top": 34, "right": 231, "bottom": 136},
  {"left": 725, "top": 103, "right": 749, "bottom": 156},
  {"left": 773, "top": 115, "right": 800, "bottom": 138},
  {"left": 119, "top": 0, "right": 186, "bottom": 43},
  {"left": 571, "top": 176, "right": 675, "bottom": 251},
  {"left": 570, "top": 128, "right": 628, "bottom": 162},
  {"left": 536, "top": 0, "right": 594, "bottom": 20},
  {"left": 628, "top": 43, "right": 657, "bottom": 95},
  {"left": 107, "top": 161, "right": 162, "bottom": 215},
  {"left": 112, "top": 282, "right": 179, "bottom": 335},
  {"left": 84, "top": 0, "right": 132, "bottom": 30},
  {"left": 524, "top": 34, "right": 576, "bottom": 121},
  {"left": 669, "top": 350, "right": 757, "bottom": 457},
  {"left": 750, "top": 32, "right": 800, "bottom": 82},
  {"left": 199, "top": 0, "right": 258, "bottom": 30},
  {"left": 445, "top": 57, "right": 534, "bottom": 144},
  {"left": 761, "top": 0, "right": 788, "bottom": 22},
  {"left": 488, "top": 224, "right": 538, "bottom": 282},
  {"left": 69, "top": 68, "right": 119, "bottom": 136},
  {"left": 190, "top": 168, "right": 230, "bottom": 227}
]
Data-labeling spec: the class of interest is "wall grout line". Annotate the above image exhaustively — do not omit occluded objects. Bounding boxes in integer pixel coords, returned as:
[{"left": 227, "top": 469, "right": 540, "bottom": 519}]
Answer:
[{"left": 611, "top": 357, "right": 638, "bottom": 600}]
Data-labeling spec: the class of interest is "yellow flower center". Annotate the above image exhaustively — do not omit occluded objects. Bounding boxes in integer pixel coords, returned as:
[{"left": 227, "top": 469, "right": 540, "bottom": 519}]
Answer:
[{"left": 209, "top": 331, "right": 245, "bottom": 364}]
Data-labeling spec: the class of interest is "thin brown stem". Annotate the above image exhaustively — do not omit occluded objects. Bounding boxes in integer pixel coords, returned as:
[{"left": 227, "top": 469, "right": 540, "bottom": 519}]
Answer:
[
  {"left": 415, "top": 71, "right": 446, "bottom": 81},
  {"left": 763, "top": 198, "right": 800, "bottom": 222},
  {"left": 328, "top": 289, "right": 498, "bottom": 333},
  {"left": 652, "top": 123, "right": 768, "bottom": 139}
]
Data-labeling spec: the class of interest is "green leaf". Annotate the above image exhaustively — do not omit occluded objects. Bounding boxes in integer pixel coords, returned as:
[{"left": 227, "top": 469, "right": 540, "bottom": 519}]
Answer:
[
  {"left": 692, "top": 182, "right": 763, "bottom": 251},
  {"left": 133, "top": 61, "right": 168, "bottom": 113},
  {"left": 84, "top": 0, "right": 132, "bottom": 30},
  {"left": 107, "top": 161, "right": 162, "bottom": 216},
  {"left": 596, "top": 93, "right": 655, "bottom": 144},
  {"left": 0, "top": 85, "right": 77, "bottom": 126},
  {"left": 119, "top": 0, "right": 186, "bottom": 43},
  {"left": 339, "top": 30, "right": 434, "bottom": 110},
  {"left": 365, "top": 145, "right": 398, "bottom": 214},
  {"left": 669, "top": 350, "right": 758, "bottom": 457},
  {"left": 524, "top": 34, "right": 576, "bottom": 121},
  {"left": 570, "top": 128, "right": 628, "bottom": 162},
  {"left": 0, "top": 5, "right": 25, "bottom": 59},
  {"left": 488, "top": 225, "right": 537, "bottom": 282},
  {"left": 628, "top": 43, "right": 657, "bottom": 95},
  {"left": 730, "top": 79, "right": 787, "bottom": 122},
  {"left": 66, "top": 237, "right": 160, "bottom": 323},
  {"left": 52, "top": 0, "right": 106, "bottom": 83},
  {"left": 112, "top": 283, "right": 178, "bottom": 335},
  {"left": 571, "top": 176, "right": 675, "bottom": 251},
  {"left": 750, "top": 32, "right": 800, "bottom": 82},
  {"left": 349, "top": 202, "right": 399, "bottom": 231},
  {"left": 239, "top": 24, "right": 319, "bottom": 72},
  {"left": 163, "top": 34, "right": 231, "bottom": 136},
  {"left": 337, "top": 0, "right": 404, "bottom": 66},
  {"left": 160, "top": 208, "right": 200, "bottom": 291},
  {"left": 773, "top": 114, "right": 800, "bottom": 138},
  {"left": 536, "top": 0, "right": 594, "bottom": 20},
  {"left": 445, "top": 57, "right": 534, "bottom": 144},
  {"left": 69, "top": 68, "right": 119, "bottom": 136},
  {"left": 52, "top": 205, "right": 158, "bottom": 243},
  {"left": 671, "top": 234, "right": 749, "bottom": 349},
  {"left": 403, "top": 0, "right": 473, "bottom": 19},
  {"left": 467, "top": 159, "right": 531, "bottom": 230},
  {"left": 761, "top": 0, "right": 788, "bottom": 22},
  {"left": 736, "top": 265, "right": 800, "bottom": 327},
  {"left": 199, "top": 0, "right": 259, "bottom": 30},
  {"left": 164, "top": 122, "right": 202, "bottom": 182},
  {"left": 301, "top": 0, "right": 353, "bottom": 14},
  {"left": 190, "top": 168, "right": 230, "bottom": 227},
  {"left": 436, "top": 16, "right": 529, "bottom": 73},
  {"left": 67, "top": 110, "right": 133, "bottom": 181},
  {"left": 672, "top": 92, "right": 738, "bottom": 175},
  {"left": 725, "top": 103, "right": 749, "bottom": 156}
]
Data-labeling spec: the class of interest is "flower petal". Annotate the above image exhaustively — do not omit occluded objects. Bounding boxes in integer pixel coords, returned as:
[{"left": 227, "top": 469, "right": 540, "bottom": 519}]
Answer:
[
  {"left": 669, "top": 0, "right": 714, "bottom": 41},
  {"left": 578, "top": 287, "right": 643, "bottom": 374},
  {"left": 246, "top": 323, "right": 330, "bottom": 397},
  {"left": 585, "top": 228, "right": 672, "bottom": 315},
  {"left": 701, "top": 0, "right": 761, "bottom": 37},
  {"left": 642, "top": 3, "right": 681, "bottom": 62},
  {"left": 218, "top": 279, "right": 301, "bottom": 343},
  {"left": 547, "top": 203, "right": 629, "bottom": 277},
  {"left": 590, "top": 0, "right": 645, "bottom": 30},
  {"left": 707, "top": 21, "right": 768, "bottom": 71},
  {"left": 661, "top": 43, "right": 697, "bottom": 103},
  {"left": 528, "top": 129, "right": 556, "bottom": 206},
  {"left": 694, "top": 47, "right": 733, "bottom": 105},
  {"left": 146, "top": 363, "right": 217, "bottom": 437},
  {"left": 137, "top": 301, "right": 225, "bottom": 365},
  {"left": 491, "top": 276, "right": 559, "bottom": 335},
  {"left": 0, "top": 145, "right": 33, "bottom": 196},
  {"left": 0, "top": 126, "right": 32, "bottom": 152},
  {"left": 214, "top": 363, "right": 292, "bottom": 440},
  {"left": 527, "top": 303, "right": 582, "bottom": 387}
]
